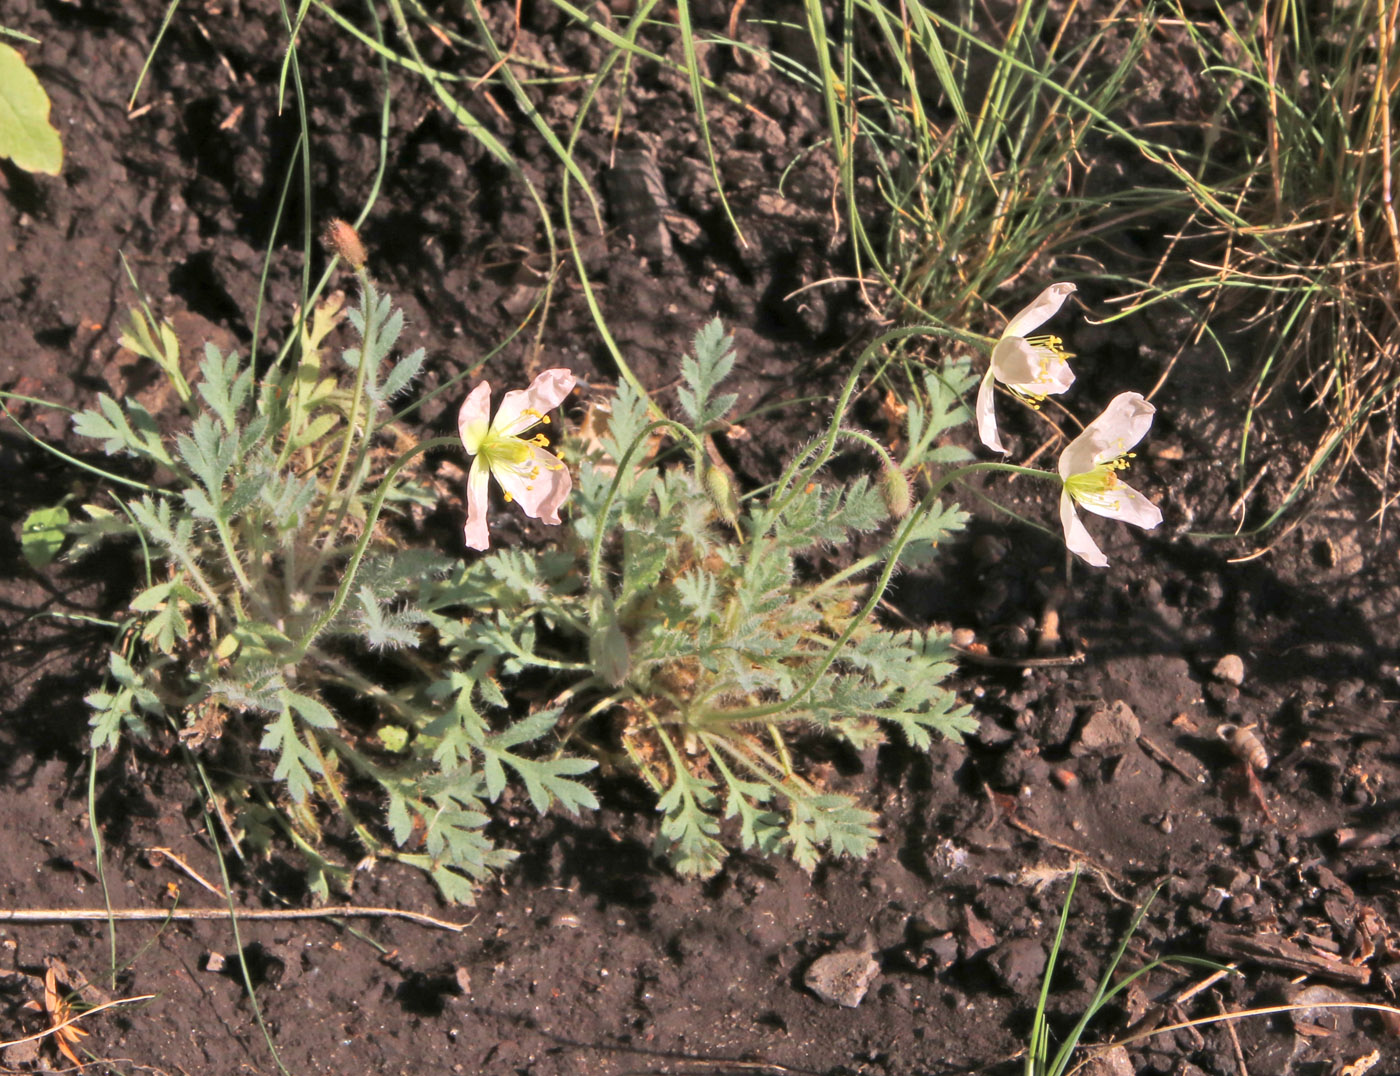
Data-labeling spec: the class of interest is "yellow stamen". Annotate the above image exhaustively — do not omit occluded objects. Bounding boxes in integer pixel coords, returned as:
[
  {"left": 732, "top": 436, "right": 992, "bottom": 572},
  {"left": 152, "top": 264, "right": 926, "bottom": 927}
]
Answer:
[{"left": 1065, "top": 453, "right": 1136, "bottom": 508}]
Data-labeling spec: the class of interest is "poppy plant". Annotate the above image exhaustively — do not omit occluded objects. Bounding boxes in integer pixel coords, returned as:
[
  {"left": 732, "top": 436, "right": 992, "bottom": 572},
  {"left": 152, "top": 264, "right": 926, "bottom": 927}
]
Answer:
[
  {"left": 977, "top": 282, "right": 1077, "bottom": 453},
  {"left": 1058, "top": 391, "right": 1163, "bottom": 567},
  {"left": 457, "top": 368, "right": 575, "bottom": 551}
]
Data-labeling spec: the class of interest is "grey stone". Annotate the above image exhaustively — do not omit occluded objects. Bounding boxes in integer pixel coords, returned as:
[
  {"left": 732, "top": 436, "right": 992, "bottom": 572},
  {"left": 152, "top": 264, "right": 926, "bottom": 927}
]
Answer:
[{"left": 805, "top": 948, "right": 880, "bottom": 1008}]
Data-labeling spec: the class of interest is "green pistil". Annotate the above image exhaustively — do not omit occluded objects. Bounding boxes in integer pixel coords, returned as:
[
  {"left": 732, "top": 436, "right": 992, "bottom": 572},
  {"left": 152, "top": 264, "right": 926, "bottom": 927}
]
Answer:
[
  {"left": 479, "top": 434, "right": 533, "bottom": 469},
  {"left": 1065, "top": 455, "right": 1133, "bottom": 506}
]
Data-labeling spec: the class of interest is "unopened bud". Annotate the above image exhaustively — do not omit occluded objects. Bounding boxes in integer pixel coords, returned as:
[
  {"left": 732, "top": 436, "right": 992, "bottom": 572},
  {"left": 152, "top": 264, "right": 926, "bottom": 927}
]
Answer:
[
  {"left": 880, "top": 464, "right": 912, "bottom": 518},
  {"left": 322, "top": 218, "right": 367, "bottom": 271},
  {"left": 702, "top": 462, "right": 740, "bottom": 529}
]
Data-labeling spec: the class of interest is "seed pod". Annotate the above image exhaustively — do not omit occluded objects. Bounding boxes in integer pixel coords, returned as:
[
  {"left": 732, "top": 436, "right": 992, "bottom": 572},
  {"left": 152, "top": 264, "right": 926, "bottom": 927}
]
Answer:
[
  {"left": 321, "top": 218, "right": 367, "bottom": 271},
  {"left": 1217, "top": 723, "right": 1268, "bottom": 770}
]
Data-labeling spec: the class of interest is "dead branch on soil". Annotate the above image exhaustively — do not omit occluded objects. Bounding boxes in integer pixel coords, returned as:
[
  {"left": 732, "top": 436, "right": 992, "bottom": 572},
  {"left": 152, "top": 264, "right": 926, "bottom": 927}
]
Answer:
[
  {"left": 1002, "top": 814, "right": 1127, "bottom": 884},
  {"left": 1204, "top": 925, "right": 1372, "bottom": 986},
  {"left": 0, "top": 905, "right": 467, "bottom": 932}
]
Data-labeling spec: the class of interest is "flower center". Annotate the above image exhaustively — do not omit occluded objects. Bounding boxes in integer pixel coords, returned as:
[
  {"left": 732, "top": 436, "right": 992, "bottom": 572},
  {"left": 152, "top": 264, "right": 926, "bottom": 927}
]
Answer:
[
  {"left": 1065, "top": 454, "right": 1134, "bottom": 510},
  {"left": 1025, "top": 334, "right": 1072, "bottom": 378},
  {"left": 477, "top": 414, "right": 565, "bottom": 504}
]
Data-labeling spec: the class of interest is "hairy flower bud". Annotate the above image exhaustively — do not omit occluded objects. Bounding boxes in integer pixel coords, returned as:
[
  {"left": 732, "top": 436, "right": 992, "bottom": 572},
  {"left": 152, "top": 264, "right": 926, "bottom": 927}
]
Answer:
[
  {"left": 880, "top": 464, "right": 912, "bottom": 518},
  {"left": 322, "top": 218, "right": 367, "bottom": 271},
  {"left": 702, "top": 462, "right": 740, "bottom": 529}
]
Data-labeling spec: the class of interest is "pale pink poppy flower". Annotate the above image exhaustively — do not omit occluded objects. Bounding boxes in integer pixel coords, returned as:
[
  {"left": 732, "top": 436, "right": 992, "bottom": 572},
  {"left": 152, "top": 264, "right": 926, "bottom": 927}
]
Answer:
[
  {"left": 457, "top": 368, "right": 575, "bottom": 551},
  {"left": 1057, "top": 392, "right": 1164, "bottom": 567},
  {"left": 977, "top": 282, "right": 1078, "bottom": 453}
]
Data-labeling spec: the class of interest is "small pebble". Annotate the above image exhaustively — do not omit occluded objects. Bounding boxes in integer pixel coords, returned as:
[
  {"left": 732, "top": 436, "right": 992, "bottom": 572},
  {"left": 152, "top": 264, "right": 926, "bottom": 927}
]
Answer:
[
  {"left": 203, "top": 951, "right": 227, "bottom": 973},
  {"left": 1050, "top": 767, "right": 1078, "bottom": 790},
  {"left": 805, "top": 948, "right": 880, "bottom": 1008},
  {"left": 1, "top": 1040, "right": 40, "bottom": 1067},
  {"left": 1079, "top": 1045, "right": 1135, "bottom": 1076},
  {"left": 1289, "top": 984, "right": 1354, "bottom": 1034},
  {"left": 1212, "top": 654, "right": 1245, "bottom": 686},
  {"left": 986, "top": 937, "right": 1046, "bottom": 994},
  {"left": 1070, "top": 701, "right": 1140, "bottom": 758},
  {"left": 1199, "top": 886, "right": 1229, "bottom": 912}
]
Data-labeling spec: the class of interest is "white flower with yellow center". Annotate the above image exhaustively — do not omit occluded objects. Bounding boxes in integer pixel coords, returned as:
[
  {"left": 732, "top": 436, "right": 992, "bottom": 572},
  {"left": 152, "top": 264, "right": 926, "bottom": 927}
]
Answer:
[
  {"left": 977, "top": 282, "right": 1078, "bottom": 453},
  {"left": 1058, "top": 391, "right": 1163, "bottom": 567},
  {"left": 457, "top": 368, "right": 575, "bottom": 551}
]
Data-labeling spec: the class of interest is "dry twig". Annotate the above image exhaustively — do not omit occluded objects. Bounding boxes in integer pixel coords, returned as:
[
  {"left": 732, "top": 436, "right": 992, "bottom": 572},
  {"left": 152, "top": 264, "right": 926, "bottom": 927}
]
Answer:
[
  {"left": 2, "top": 991, "right": 155, "bottom": 1056},
  {"left": 0, "top": 905, "right": 467, "bottom": 932}
]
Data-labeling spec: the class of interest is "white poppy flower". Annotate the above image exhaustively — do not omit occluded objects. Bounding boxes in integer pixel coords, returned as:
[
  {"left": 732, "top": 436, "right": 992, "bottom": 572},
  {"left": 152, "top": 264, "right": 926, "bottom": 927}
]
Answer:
[
  {"left": 976, "top": 282, "right": 1078, "bottom": 453},
  {"left": 458, "top": 368, "right": 575, "bottom": 552},
  {"left": 1057, "top": 392, "right": 1164, "bottom": 567}
]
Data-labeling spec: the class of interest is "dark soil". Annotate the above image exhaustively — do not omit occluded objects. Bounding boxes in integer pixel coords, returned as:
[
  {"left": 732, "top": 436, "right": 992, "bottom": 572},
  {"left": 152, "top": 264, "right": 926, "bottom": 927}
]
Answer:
[{"left": 3, "top": 3, "right": 1399, "bottom": 1075}]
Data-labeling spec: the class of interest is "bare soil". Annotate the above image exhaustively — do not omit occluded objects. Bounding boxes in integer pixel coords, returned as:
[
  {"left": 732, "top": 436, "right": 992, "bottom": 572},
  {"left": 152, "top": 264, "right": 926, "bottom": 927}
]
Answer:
[{"left": 3, "top": 3, "right": 1399, "bottom": 1075}]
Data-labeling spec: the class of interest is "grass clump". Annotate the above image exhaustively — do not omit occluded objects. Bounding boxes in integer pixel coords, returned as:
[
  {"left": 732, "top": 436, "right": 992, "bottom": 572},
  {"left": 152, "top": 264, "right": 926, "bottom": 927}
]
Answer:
[{"left": 1126, "top": 0, "right": 1400, "bottom": 528}]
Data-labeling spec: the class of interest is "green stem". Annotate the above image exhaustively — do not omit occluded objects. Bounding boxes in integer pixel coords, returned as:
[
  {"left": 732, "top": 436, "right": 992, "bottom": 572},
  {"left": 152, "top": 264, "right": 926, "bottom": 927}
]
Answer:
[
  {"left": 291, "top": 435, "right": 460, "bottom": 659},
  {"left": 752, "top": 325, "right": 938, "bottom": 537},
  {"left": 586, "top": 419, "right": 708, "bottom": 591},
  {"left": 696, "top": 460, "right": 1054, "bottom": 725},
  {"left": 310, "top": 267, "right": 377, "bottom": 540}
]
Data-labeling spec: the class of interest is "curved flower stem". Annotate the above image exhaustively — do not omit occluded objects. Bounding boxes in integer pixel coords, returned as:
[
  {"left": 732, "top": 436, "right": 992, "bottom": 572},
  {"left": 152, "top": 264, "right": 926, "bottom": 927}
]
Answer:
[
  {"left": 586, "top": 419, "right": 708, "bottom": 592},
  {"left": 752, "top": 325, "right": 939, "bottom": 537},
  {"left": 304, "top": 734, "right": 384, "bottom": 858},
  {"left": 832, "top": 427, "right": 901, "bottom": 472}
]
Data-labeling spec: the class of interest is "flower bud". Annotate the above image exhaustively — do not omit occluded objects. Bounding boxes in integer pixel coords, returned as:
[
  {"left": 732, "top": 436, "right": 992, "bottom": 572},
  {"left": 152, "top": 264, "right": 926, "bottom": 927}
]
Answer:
[
  {"left": 880, "top": 464, "right": 912, "bottom": 518},
  {"left": 702, "top": 462, "right": 740, "bottom": 529},
  {"left": 321, "top": 218, "right": 367, "bottom": 271}
]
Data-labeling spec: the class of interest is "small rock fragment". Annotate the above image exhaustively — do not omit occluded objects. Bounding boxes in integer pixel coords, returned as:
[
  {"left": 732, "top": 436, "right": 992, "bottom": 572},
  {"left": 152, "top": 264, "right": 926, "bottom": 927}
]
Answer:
[
  {"left": 911, "top": 898, "right": 953, "bottom": 936},
  {"left": 914, "top": 934, "right": 959, "bottom": 971},
  {"left": 1289, "top": 984, "right": 1354, "bottom": 1035},
  {"left": 1199, "top": 887, "right": 1229, "bottom": 912},
  {"left": 962, "top": 906, "right": 997, "bottom": 958},
  {"left": 1, "top": 1040, "right": 40, "bottom": 1067},
  {"left": 986, "top": 936, "right": 1046, "bottom": 994},
  {"left": 1212, "top": 654, "right": 1246, "bottom": 686},
  {"left": 203, "top": 951, "right": 227, "bottom": 973},
  {"left": 805, "top": 948, "right": 880, "bottom": 1008},
  {"left": 1079, "top": 1045, "right": 1135, "bottom": 1076},
  {"left": 1050, "top": 767, "right": 1078, "bottom": 790},
  {"left": 1070, "top": 701, "right": 1140, "bottom": 758}
]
